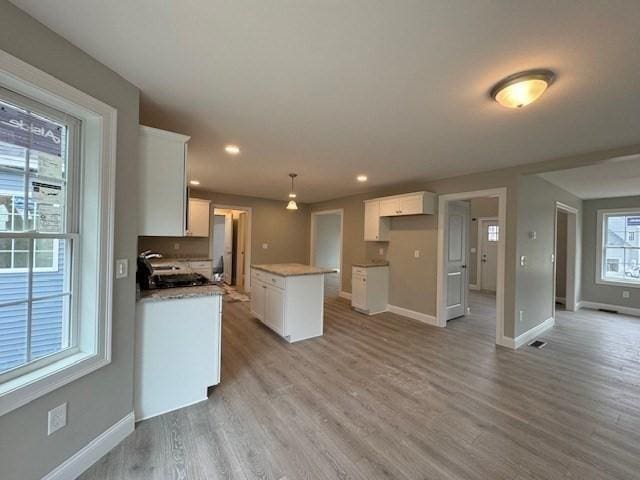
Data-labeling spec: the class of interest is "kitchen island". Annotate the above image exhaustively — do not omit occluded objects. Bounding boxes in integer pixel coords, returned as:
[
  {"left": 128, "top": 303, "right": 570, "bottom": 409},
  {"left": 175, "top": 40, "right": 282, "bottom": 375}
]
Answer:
[
  {"left": 250, "top": 263, "right": 334, "bottom": 342},
  {"left": 135, "top": 285, "right": 224, "bottom": 421}
]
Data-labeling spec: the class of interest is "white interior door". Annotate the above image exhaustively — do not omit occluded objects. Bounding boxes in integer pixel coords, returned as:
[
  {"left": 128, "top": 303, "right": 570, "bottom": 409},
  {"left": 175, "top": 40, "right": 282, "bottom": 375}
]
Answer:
[
  {"left": 236, "top": 212, "right": 247, "bottom": 291},
  {"left": 223, "top": 213, "right": 233, "bottom": 284},
  {"left": 446, "top": 202, "right": 469, "bottom": 320},
  {"left": 480, "top": 219, "right": 499, "bottom": 291}
]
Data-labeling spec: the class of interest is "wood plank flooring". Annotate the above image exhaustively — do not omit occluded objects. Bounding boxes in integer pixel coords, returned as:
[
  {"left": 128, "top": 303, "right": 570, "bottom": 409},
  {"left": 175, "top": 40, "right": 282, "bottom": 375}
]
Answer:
[{"left": 80, "top": 292, "right": 640, "bottom": 479}]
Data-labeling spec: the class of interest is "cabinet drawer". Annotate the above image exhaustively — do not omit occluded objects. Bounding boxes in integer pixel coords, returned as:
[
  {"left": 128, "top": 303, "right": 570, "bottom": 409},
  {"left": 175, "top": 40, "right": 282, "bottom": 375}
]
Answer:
[
  {"left": 252, "top": 269, "right": 266, "bottom": 281},
  {"left": 352, "top": 267, "right": 367, "bottom": 276},
  {"left": 265, "top": 274, "right": 286, "bottom": 290},
  {"left": 189, "top": 261, "right": 212, "bottom": 270}
]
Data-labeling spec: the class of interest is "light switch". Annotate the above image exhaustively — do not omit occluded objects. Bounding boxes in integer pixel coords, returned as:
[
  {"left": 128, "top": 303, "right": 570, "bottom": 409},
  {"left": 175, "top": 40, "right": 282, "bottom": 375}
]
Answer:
[
  {"left": 173, "top": 243, "right": 180, "bottom": 250},
  {"left": 623, "top": 290, "right": 630, "bottom": 299},
  {"left": 414, "top": 250, "right": 420, "bottom": 258},
  {"left": 115, "top": 259, "right": 128, "bottom": 279},
  {"left": 528, "top": 231, "right": 537, "bottom": 240},
  {"left": 470, "top": 247, "right": 477, "bottom": 254},
  {"left": 520, "top": 255, "right": 527, "bottom": 267},
  {"left": 262, "top": 243, "right": 269, "bottom": 250}
]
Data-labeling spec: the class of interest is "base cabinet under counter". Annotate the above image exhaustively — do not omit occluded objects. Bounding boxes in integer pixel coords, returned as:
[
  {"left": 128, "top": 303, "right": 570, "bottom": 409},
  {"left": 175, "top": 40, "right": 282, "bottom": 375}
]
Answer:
[{"left": 250, "top": 267, "right": 324, "bottom": 343}]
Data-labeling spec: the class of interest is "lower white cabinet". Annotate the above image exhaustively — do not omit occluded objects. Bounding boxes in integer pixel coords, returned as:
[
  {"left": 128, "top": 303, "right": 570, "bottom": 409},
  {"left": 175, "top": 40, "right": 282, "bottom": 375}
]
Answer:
[
  {"left": 250, "top": 268, "right": 324, "bottom": 342},
  {"left": 351, "top": 265, "right": 389, "bottom": 315}
]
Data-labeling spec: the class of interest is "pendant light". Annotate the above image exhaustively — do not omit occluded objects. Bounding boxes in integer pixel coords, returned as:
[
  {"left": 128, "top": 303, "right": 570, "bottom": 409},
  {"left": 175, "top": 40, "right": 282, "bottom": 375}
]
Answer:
[{"left": 286, "top": 173, "right": 298, "bottom": 210}]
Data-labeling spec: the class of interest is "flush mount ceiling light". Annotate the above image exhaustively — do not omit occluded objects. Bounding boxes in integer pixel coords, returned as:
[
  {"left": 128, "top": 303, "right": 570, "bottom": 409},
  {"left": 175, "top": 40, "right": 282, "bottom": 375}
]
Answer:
[
  {"left": 286, "top": 173, "right": 298, "bottom": 210},
  {"left": 357, "top": 174, "right": 368, "bottom": 182},
  {"left": 224, "top": 144, "right": 240, "bottom": 155},
  {"left": 189, "top": 180, "right": 200, "bottom": 186},
  {"left": 490, "top": 69, "right": 555, "bottom": 109}
]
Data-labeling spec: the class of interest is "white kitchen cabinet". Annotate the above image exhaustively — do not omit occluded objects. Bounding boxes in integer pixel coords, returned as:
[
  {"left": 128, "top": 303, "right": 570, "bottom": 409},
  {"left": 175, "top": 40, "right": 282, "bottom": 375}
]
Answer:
[
  {"left": 138, "top": 125, "right": 190, "bottom": 236},
  {"left": 189, "top": 260, "right": 213, "bottom": 279},
  {"left": 364, "top": 200, "right": 390, "bottom": 241},
  {"left": 351, "top": 265, "right": 389, "bottom": 315},
  {"left": 250, "top": 266, "right": 325, "bottom": 342},
  {"left": 186, "top": 198, "right": 211, "bottom": 237},
  {"left": 378, "top": 191, "right": 435, "bottom": 217}
]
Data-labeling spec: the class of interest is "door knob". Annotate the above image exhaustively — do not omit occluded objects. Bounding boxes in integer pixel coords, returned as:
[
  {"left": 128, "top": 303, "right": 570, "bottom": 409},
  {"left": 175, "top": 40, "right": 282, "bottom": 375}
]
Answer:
[{"left": 461, "top": 264, "right": 467, "bottom": 268}]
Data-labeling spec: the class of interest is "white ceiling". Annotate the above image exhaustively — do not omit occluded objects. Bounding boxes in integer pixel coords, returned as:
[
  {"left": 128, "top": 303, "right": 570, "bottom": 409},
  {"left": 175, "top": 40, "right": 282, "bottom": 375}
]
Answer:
[
  {"left": 10, "top": 1, "right": 640, "bottom": 203},
  {"left": 539, "top": 155, "right": 640, "bottom": 200}
]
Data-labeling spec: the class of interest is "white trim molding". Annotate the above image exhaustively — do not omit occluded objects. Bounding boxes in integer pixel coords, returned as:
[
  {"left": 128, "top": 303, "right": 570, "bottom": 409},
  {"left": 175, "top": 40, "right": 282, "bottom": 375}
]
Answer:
[
  {"left": 42, "top": 412, "right": 134, "bottom": 480},
  {"left": 579, "top": 301, "right": 640, "bottom": 318},
  {"left": 436, "top": 187, "right": 508, "bottom": 346},
  {"left": 596, "top": 207, "right": 640, "bottom": 290},
  {"left": 387, "top": 304, "right": 438, "bottom": 326},
  {"left": 339, "top": 291, "right": 352, "bottom": 300},
  {"left": 508, "top": 317, "right": 555, "bottom": 349}
]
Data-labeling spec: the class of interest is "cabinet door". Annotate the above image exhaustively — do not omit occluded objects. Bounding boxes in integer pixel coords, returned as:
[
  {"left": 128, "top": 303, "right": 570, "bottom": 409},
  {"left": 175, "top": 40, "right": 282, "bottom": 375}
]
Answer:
[
  {"left": 379, "top": 198, "right": 401, "bottom": 216},
  {"left": 250, "top": 280, "right": 266, "bottom": 321},
  {"left": 364, "top": 201, "right": 389, "bottom": 241},
  {"left": 138, "top": 126, "right": 189, "bottom": 236},
  {"left": 399, "top": 194, "right": 423, "bottom": 215},
  {"left": 186, "top": 198, "right": 211, "bottom": 237},
  {"left": 265, "top": 286, "right": 285, "bottom": 336},
  {"left": 351, "top": 275, "right": 367, "bottom": 310}
]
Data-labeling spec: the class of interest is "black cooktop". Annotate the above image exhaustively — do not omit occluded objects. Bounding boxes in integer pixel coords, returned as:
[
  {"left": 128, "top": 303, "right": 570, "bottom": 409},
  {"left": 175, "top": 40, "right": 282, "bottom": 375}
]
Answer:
[{"left": 151, "top": 273, "right": 210, "bottom": 289}]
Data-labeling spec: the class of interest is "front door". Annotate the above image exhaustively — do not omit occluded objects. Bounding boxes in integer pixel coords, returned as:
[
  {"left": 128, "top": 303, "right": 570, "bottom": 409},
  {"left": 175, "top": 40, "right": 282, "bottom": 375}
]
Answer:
[
  {"left": 480, "top": 219, "right": 499, "bottom": 291},
  {"left": 446, "top": 202, "right": 469, "bottom": 320}
]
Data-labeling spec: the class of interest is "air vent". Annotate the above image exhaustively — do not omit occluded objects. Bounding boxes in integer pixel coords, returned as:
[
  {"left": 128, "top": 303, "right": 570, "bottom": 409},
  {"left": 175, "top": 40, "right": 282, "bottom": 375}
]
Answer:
[
  {"left": 529, "top": 340, "right": 547, "bottom": 349},
  {"left": 598, "top": 308, "right": 618, "bottom": 314}
]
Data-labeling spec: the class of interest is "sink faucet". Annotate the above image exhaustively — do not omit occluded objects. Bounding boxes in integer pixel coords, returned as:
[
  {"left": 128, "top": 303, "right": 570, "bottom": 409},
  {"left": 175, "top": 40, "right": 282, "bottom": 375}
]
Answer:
[{"left": 140, "top": 250, "right": 163, "bottom": 260}]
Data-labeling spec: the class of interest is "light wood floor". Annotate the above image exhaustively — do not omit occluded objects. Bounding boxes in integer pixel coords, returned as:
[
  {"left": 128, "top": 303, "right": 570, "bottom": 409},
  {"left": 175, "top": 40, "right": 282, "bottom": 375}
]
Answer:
[{"left": 81, "top": 293, "right": 640, "bottom": 479}]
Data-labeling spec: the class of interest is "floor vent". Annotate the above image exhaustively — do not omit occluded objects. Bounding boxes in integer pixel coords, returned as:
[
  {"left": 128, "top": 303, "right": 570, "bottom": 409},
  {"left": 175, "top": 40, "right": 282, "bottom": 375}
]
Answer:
[
  {"left": 528, "top": 340, "right": 547, "bottom": 349},
  {"left": 598, "top": 308, "right": 618, "bottom": 314}
]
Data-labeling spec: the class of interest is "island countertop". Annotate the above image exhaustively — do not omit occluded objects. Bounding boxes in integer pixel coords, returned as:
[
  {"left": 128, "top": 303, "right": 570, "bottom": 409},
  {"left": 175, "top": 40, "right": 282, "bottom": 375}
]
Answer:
[
  {"left": 251, "top": 263, "right": 335, "bottom": 277},
  {"left": 137, "top": 284, "right": 224, "bottom": 303}
]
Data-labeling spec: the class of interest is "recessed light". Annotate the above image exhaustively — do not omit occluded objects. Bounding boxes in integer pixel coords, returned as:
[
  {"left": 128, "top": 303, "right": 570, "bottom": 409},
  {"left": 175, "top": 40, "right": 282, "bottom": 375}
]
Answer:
[
  {"left": 224, "top": 144, "right": 240, "bottom": 155},
  {"left": 189, "top": 180, "right": 200, "bottom": 186},
  {"left": 357, "top": 175, "right": 368, "bottom": 182},
  {"left": 490, "top": 69, "right": 555, "bottom": 109}
]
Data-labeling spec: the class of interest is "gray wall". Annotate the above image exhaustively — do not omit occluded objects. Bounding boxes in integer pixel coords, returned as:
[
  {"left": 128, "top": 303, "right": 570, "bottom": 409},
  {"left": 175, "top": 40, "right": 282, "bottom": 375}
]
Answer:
[
  {"left": 469, "top": 197, "right": 499, "bottom": 286},
  {"left": 313, "top": 213, "right": 341, "bottom": 269},
  {"left": 0, "top": 2, "right": 139, "bottom": 479},
  {"left": 190, "top": 189, "right": 311, "bottom": 266},
  {"left": 514, "top": 175, "right": 581, "bottom": 336},
  {"left": 582, "top": 196, "right": 640, "bottom": 308}
]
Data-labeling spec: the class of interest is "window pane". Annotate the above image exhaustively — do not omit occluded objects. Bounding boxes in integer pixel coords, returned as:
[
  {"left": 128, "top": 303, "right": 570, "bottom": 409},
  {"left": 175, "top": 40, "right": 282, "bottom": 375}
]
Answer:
[
  {"left": 30, "top": 295, "right": 67, "bottom": 361},
  {"left": 623, "top": 248, "right": 640, "bottom": 283},
  {"left": 33, "top": 240, "right": 66, "bottom": 295},
  {"left": 0, "top": 302, "right": 28, "bottom": 374}
]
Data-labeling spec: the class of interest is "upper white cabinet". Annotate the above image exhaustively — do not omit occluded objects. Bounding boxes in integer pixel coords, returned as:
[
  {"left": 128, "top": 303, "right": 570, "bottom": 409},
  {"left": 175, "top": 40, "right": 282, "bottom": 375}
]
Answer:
[
  {"left": 379, "top": 192, "right": 435, "bottom": 217},
  {"left": 364, "top": 191, "right": 435, "bottom": 241},
  {"left": 138, "top": 125, "right": 190, "bottom": 236},
  {"left": 364, "top": 200, "right": 390, "bottom": 241},
  {"left": 186, "top": 198, "right": 211, "bottom": 237}
]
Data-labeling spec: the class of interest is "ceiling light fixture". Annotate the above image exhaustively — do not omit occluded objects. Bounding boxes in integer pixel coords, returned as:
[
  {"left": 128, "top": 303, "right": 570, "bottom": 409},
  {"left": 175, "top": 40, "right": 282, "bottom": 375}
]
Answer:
[
  {"left": 357, "top": 174, "right": 368, "bottom": 182},
  {"left": 189, "top": 180, "right": 200, "bottom": 186},
  {"left": 224, "top": 144, "right": 240, "bottom": 155},
  {"left": 286, "top": 173, "right": 298, "bottom": 210},
  {"left": 490, "top": 69, "right": 555, "bottom": 109}
]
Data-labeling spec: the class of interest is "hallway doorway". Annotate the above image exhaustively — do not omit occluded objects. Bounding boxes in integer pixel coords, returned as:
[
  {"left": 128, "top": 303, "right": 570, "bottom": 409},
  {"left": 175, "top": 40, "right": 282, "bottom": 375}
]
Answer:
[{"left": 310, "top": 209, "right": 343, "bottom": 297}]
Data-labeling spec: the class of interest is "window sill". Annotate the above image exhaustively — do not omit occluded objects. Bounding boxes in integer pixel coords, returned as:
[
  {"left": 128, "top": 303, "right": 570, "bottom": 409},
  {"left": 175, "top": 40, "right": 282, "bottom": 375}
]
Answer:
[
  {"left": 0, "top": 350, "right": 110, "bottom": 417},
  {"left": 596, "top": 278, "right": 640, "bottom": 289}
]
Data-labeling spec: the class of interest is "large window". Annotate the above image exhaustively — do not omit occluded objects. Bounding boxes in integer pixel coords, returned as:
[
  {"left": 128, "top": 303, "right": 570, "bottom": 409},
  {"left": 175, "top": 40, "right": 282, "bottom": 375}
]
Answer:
[
  {"left": 597, "top": 209, "right": 640, "bottom": 287},
  {"left": 0, "top": 89, "right": 78, "bottom": 379}
]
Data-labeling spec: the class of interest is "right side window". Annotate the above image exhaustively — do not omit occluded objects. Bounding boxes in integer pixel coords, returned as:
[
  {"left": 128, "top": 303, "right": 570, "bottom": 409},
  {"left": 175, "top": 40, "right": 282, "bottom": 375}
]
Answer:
[{"left": 600, "top": 211, "right": 640, "bottom": 286}]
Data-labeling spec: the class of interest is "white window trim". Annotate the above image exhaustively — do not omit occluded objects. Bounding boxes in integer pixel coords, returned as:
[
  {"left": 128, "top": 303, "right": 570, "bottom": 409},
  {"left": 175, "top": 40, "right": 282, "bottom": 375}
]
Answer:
[
  {"left": 0, "top": 48, "right": 117, "bottom": 417},
  {"left": 596, "top": 207, "right": 640, "bottom": 289}
]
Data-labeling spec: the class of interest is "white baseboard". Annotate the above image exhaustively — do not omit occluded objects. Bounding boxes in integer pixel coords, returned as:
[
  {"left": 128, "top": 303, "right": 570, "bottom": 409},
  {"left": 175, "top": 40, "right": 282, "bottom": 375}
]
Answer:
[
  {"left": 513, "top": 317, "right": 555, "bottom": 349},
  {"left": 338, "top": 291, "right": 352, "bottom": 300},
  {"left": 579, "top": 301, "right": 640, "bottom": 317},
  {"left": 387, "top": 304, "right": 438, "bottom": 326},
  {"left": 43, "top": 412, "right": 134, "bottom": 480},
  {"left": 469, "top": 284, "right": 480, "bottom": 291}
]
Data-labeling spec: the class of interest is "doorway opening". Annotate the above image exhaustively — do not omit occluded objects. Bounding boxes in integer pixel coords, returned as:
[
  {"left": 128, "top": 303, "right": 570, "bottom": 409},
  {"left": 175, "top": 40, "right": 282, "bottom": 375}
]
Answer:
[
  {"left": 310, "top": 209, "right": 343, "bottom": 298},
  {"left": 211, "top": 205, "right": 252, "bottom": 292},
  {"left": 437, "top": 188, "right": 507, "bottom": 346},
  {"left": 554, "top": 202, "right": 579, "bottom": 314}
]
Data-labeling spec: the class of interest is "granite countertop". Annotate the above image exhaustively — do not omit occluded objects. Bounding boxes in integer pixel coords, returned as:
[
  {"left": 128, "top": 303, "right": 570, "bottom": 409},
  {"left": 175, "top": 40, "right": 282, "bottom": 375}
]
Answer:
[
  {"left": 138, "top": 284, "right": 224, "bottom": 303},
  {"left": 251, "top": 263, "right": 335, "bottom": 277},
  {"left": 352, "top": 261, "right": 390, "bottom": 268},
  {"left": 150, "top": 257, "right": 212, "bottom": 264}
]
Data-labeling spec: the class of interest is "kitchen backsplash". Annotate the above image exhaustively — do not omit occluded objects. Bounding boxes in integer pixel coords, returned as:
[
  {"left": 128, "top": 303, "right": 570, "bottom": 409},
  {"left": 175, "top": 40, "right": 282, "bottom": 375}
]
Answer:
[{"left": 138, "top": 236, "right": 210, "bottom": 259}]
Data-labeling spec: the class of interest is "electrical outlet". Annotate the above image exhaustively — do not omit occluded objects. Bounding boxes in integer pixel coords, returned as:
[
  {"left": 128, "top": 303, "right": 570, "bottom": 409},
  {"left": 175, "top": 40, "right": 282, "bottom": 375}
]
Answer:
[
  {"left": 378, "top": 248, "right": 384, "bottom": 256},
  {"left": 173, "top": 243, "right": 180, "bottom": 250},
  {"left": 262, "top": 243, "right": 269, "bottom": 250},
  {"left": 115, "top": 259, "right": 128, "bottom": 279},
  {"left": 623, "top": 290, "right": 630, "bottom": 299},
  {"left": 519, "top": 310, "right": 525, "bottom": 323},
  {"left": 414, "top": 250, "right": 420, "bottom": 258},
  {"left": 48, "top": 403, "right": 67, "bottom": 436}
]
